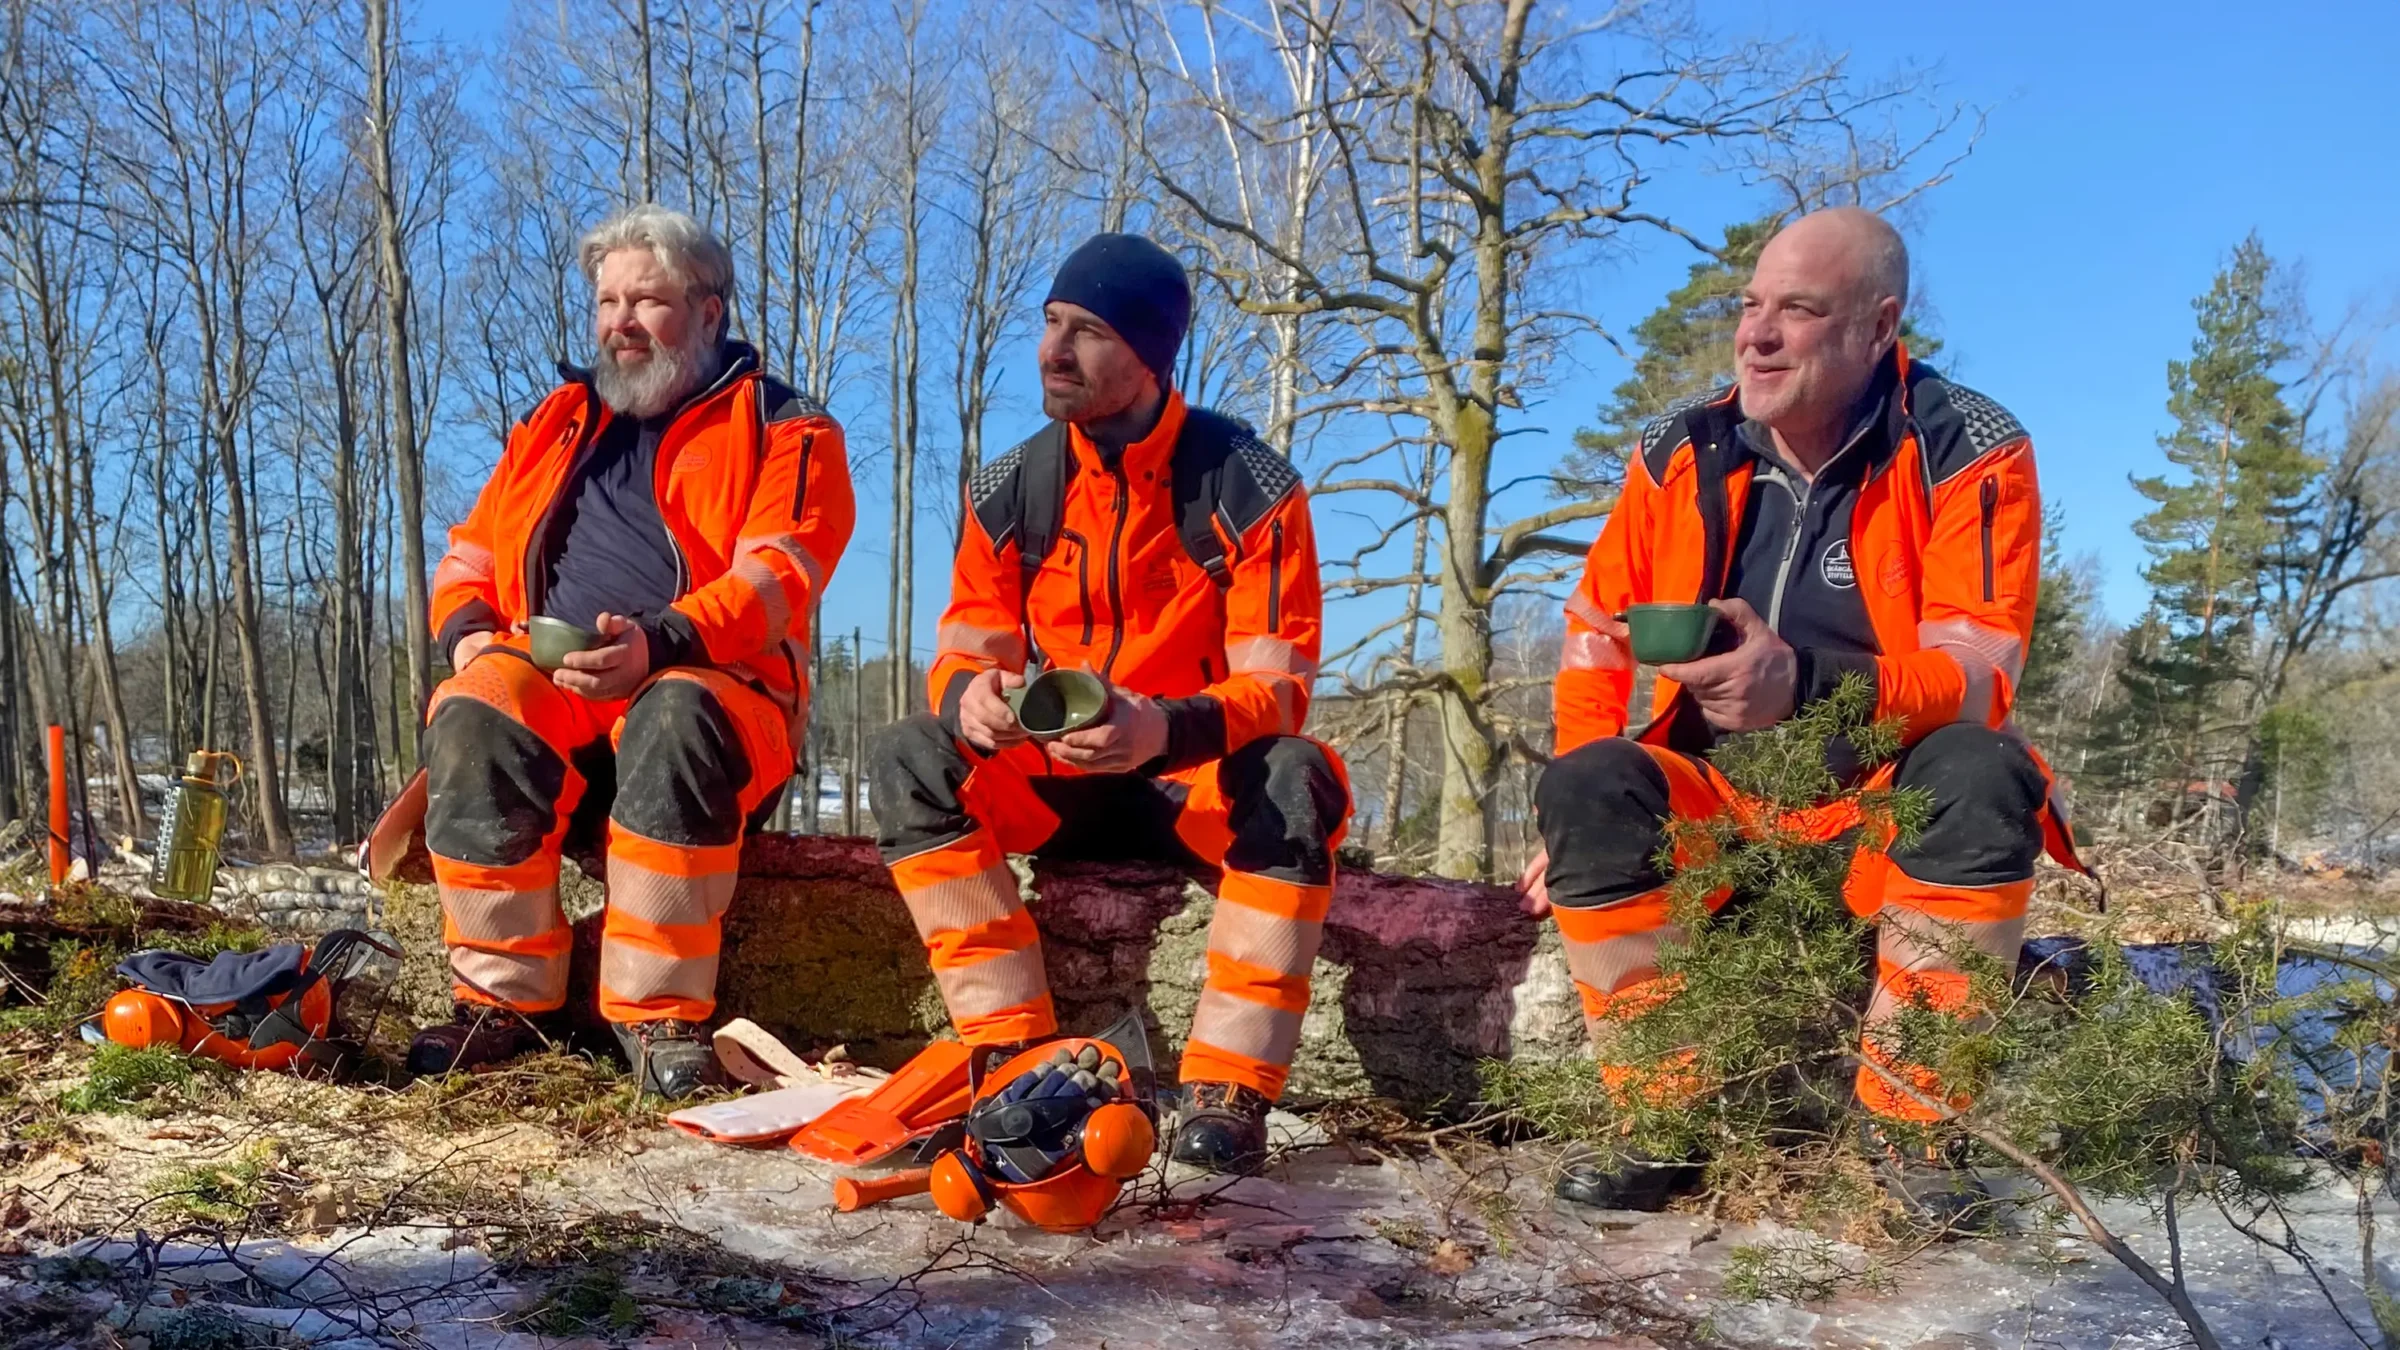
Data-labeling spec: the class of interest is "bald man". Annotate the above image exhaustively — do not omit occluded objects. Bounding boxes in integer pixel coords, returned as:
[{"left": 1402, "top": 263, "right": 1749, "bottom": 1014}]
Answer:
[{"left": 1522, "top": 208, "right": 2077, "bottom": 1224}]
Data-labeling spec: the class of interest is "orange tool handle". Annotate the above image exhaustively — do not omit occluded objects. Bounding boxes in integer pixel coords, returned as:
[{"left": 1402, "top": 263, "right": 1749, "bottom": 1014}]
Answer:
[{"left": 835, "top": 1168, "right": 933, "bottom": 1213}]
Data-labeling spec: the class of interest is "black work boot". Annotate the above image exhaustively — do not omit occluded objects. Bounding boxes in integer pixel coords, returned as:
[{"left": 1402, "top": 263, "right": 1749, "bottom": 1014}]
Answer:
[
  {"left": 1170, "top": 1081, "right": 1273, "bottom": 1175},
  {"left": 611, "top": 1018, "right": 716, "bottom": 1099},
  {"left": 1552, "top": 1143, "right": 1705, "bottom": 1212},
  {"left": 1859, "top": 1118, "right": 1996, "bottom": 1234},
  {"left": 407, "top": 1002, "right": 548, "bottom": 1076}
]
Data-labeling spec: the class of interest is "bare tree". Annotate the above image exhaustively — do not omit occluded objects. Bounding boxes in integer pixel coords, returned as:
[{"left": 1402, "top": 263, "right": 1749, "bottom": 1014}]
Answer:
[
  {"left": 940, "top": 22, "right": 1065, "bottom": 546},
  {"left": 87, "top": 0, "right": 314, "bottom": 855},
  {"left": 1096, "top": 0, "right": 1973, "bottom": 877},
  {"left": 872, "top": 0, "right": 948, "bottom": 721},
  {"left": 361, "top": 0, "right": 432, "bottom": 726}
]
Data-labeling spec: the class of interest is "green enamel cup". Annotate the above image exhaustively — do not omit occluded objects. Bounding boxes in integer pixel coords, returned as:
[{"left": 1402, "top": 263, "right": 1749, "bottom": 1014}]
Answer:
[
  {"left": 1006, "top": 668, "right": 1114, "bottom": 740},
  {"left": 1622, "top": 603, "right": 1720, "bottom": 665},
  {"left": 527, "top": 616, "right": 604, "bottom": 672}
]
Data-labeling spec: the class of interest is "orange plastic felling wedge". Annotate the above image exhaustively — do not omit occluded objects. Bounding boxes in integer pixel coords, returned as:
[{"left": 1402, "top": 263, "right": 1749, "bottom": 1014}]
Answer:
[{"left": 790, "top": 1040, "right": 974, "bottom": 1167}]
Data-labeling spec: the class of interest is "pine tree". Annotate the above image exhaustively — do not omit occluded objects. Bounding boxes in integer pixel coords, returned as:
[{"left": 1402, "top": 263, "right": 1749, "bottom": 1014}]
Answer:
[
  {"left": 2015, "top": 501, "right": 2092, "bottom": 748},
  {"left": 1561, "top": 221, "right": 1773, "bottom": 496},
  {"left": 2118, "top": 235, "right": 2314, "bottom": 841}
]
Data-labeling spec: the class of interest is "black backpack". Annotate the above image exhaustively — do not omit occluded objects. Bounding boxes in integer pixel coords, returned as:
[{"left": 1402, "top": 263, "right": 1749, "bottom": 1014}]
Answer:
[{"left": 969, "top": 407, "right": 1300, "bottom": 593}]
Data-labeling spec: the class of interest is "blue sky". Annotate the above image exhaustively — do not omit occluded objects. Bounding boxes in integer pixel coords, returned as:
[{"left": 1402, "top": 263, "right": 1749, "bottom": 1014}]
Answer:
[
  {"left": 415, "top": 0, "right": 2398, "bottom": 655},
  {"left": 1688, "top": 0, "right": 2400, "bottom": 618}
]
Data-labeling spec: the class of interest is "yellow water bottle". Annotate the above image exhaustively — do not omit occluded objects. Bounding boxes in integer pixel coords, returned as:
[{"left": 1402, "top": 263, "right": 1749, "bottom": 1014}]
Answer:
[{"left": 151, "top": 752, "right": 239, "bottom": 903}]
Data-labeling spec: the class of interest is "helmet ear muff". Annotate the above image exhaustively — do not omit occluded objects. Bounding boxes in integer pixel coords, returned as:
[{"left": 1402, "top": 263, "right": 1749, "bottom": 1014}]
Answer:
[
  {"left": 929, "top": 1149, "right": 995, "bottom": 1223},
  {"left": 1078, "top": 1101, "right": 1156, "bottom": 1180},
  {"left": 103, "top": 989, "right": 186, "bottom": 1049}
]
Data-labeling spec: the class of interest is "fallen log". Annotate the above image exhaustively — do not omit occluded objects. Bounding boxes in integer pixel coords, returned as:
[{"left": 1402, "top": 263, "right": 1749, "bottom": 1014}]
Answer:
[
  {"left": 379, "top": 833, "right": 1586, "bottom": 1112},
  {"left": 0, "top": 888, "right": 226, "bottom": 940}
]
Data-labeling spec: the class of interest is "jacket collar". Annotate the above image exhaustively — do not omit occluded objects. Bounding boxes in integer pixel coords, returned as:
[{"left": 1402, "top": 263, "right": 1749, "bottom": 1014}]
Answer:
[{"left": 1066, "top": 388, "right": 1187, "bottom": 478}]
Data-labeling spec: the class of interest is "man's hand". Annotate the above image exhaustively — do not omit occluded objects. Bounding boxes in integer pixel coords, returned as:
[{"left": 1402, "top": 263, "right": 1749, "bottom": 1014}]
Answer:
[
  {"left": 1656, "top": 598, "right": 1796, "bottom": 732},
  {"left": 1045, "top": 685, "right": 1168, "bottom": 774},
  {"left": 554, "top": 612, "right": 651, "bottom": 701},
  {"left": 451, "top": 619, "right": 528, "bottom": 672},
  {"left": 957, "top": 668, "right": 1030, "bottom": 752},
  {"left": 1516, "top": 847, "right": 1552, "bottom": 918}
]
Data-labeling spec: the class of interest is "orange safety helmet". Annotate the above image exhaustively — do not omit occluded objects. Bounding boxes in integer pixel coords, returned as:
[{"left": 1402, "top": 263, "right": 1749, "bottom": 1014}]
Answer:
[
  {"left": 927, "top": 1013, "right": 1160, "bottom": 1233},
  {"left": 95, "top": 930, "right": 397, "bottom": 1073}
]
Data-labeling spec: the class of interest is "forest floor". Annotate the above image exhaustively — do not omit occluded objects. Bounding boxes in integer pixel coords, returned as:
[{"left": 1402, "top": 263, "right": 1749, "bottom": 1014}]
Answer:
[{"left": 3, "top": 863, "right": 2397, "bottom": 1348}]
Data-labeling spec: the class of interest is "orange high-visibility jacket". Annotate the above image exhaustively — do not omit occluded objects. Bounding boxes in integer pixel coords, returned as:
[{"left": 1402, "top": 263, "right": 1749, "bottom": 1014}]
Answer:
[
  {"left": 929, "top": 391, "right": 1321, "bottom": 768},
  {"left": 1556, "top": 344, "right": 2043, "bottom": 758},
  {"left": 429, "top": 343, "right": 855, "bottom": 721}
]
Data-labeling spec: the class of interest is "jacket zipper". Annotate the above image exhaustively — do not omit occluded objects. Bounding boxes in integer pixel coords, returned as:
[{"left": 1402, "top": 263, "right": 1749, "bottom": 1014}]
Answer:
[
  {"left": 1978, "top": 477, "right": 1997, "bottom": 603},
  {"left": 1764, "top": 467, "right": 1809, "bottom": 630},
  {"left": 1061, "top": 527, "right": 1093, "bottom": 644},
  {"left": 637, "top": 357, "right": 752, "bottom": 606},
  {"left": 652, "top": 420, "right": 691, "bottom": 600},
  {"left": 1100, "top": 463, "right": 1130, "bottom": 680},
  {"left": 1267, "top": 518, "right": 1283, "bottom": 630}
]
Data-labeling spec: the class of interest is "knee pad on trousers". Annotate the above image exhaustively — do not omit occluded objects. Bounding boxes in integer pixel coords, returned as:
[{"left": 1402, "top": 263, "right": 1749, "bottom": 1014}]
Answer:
[
  {"left": 1218, "top": 736, "right": 1347, "bottom": 885},
  {"left": 424, "top": 697, "right": 567, "bottom": 867},
  {"left": 870, "top": 712, "right": 977, "bottom": 856},
  {"left": 1535, "top": 738, "right": 1673, "bottom": 909},
  {"left": 614, "top": 678, "right": 750, "bottom": 848},
  {"left": 1888, "top": 724, "right": 2045, "bottom": 888}
]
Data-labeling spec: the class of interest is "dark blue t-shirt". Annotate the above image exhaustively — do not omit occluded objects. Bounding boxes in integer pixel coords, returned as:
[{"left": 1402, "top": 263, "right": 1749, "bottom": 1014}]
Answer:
[{"left": 540, "top": 413, "right": 683, "bottom": 629}]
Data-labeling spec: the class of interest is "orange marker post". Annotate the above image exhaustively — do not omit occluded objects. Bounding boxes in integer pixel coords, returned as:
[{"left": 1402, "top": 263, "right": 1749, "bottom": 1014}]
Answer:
[{"left": 46, "top": 724, "right": 67, "bottom": 887}]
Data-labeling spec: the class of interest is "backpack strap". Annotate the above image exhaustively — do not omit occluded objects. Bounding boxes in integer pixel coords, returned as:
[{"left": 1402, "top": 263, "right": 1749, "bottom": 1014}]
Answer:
[
  {"left": 1173, "top": 408, "right": 1296, "bottom": 591},
  {"left": 1013, "top": 421, "right": 1071, "bottom": 591},
  {"left": 1170, "top": 409, "right": 1242, "bottom": 589}
]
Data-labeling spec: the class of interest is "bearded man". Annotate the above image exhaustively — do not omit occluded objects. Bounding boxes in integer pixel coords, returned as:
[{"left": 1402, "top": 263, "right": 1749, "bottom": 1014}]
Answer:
[{"left": 401, "top": 204, "right": 856, "bottom": 1097}]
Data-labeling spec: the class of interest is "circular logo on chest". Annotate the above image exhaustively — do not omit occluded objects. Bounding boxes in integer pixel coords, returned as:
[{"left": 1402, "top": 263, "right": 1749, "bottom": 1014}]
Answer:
[{"left": 1821, "top": 539, "right": 1857, "bottom": 589}]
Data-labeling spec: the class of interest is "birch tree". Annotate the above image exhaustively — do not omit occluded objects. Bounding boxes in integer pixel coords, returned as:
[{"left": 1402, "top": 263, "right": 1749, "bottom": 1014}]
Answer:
[{"left": 1097, "top": 0, "right": 1973, "bottom": 877}]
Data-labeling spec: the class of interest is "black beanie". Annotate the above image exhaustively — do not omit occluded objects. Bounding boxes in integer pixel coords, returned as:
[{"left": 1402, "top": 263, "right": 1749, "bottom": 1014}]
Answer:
[{"left": 1045, "top": 233, "right": 1191, "bottom": 386}]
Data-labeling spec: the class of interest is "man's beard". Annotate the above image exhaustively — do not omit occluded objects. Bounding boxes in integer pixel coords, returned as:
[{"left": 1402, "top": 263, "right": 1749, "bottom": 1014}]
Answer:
[{"left": 592, "top": 327, "right": 721, "bottom": 419}]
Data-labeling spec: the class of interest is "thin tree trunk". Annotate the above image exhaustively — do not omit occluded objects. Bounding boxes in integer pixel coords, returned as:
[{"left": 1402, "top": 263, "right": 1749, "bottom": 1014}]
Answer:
[{"left": 365, "top": 0, "right": 434, "bottom": 727}]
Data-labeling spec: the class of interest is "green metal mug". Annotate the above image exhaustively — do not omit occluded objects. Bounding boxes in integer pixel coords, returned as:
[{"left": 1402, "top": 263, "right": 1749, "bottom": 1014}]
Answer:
[
  {"left": 1005, "top": 669, "right": 1114, "bottom": 740},
  {"left": 1622, "top": 603, "right": 1720, "bottom": 665},
  {"left": 527, "top": 616, "right": 604, "bottom": 672}
]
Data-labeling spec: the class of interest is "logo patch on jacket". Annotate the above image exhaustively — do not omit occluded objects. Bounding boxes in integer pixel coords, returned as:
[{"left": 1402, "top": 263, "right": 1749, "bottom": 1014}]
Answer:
[{"left": 1821, "top": 540, "right": 1856, "bottom": 589}]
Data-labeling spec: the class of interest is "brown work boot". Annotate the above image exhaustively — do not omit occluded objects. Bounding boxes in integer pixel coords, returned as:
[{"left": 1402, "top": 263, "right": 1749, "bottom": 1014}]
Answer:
[
  {"left": 611, "top": 1018, "right": 717, "bottom": 1100},
  {"left": 407, "top": 1001, "right": 548, "bottom": 1076},
  {"left": 1170, "top": 1081, "right": 1272, "bottom": 1175}
]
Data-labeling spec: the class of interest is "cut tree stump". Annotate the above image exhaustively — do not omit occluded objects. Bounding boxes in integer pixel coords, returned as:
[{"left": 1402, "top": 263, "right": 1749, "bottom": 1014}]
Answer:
[{"left": 380, "top": 833, "right": 1584, "bottom": 1111}]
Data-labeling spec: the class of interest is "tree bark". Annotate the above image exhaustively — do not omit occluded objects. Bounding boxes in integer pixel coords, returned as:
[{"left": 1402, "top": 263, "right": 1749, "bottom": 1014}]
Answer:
[{"left": 365, "top": 0, "right": 433, "bottom": 728}]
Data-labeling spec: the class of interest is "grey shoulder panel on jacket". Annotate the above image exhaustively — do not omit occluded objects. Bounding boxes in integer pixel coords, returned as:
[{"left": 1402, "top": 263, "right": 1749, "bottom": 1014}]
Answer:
[
  {"left": 1910, "top": 374, "right": 2029, "bottom": 485},
  {"left": 1638, "top": 386, "right": 1732, "bottom": 483},
  {"left": 755, "top": 374, "right": 829, "bottom": 425},
  {"left": 1216, "top": 430, "right": 1303, "bottom": 536},
  {"left": 967, "top": 441, "right": 1030, "bottom": 549}
]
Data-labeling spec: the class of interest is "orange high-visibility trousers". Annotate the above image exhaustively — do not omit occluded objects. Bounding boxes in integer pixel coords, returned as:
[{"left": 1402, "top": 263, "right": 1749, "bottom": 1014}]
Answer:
[
  {"left": 421, "top": 640, "right": 791, "bottom": 1023},
  {"left": 870, "top": 713, "right": 1349, "bottom": 1102},
  {"left": 1532, "top": 724, "right": 2047, "bottom": 1120}
]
